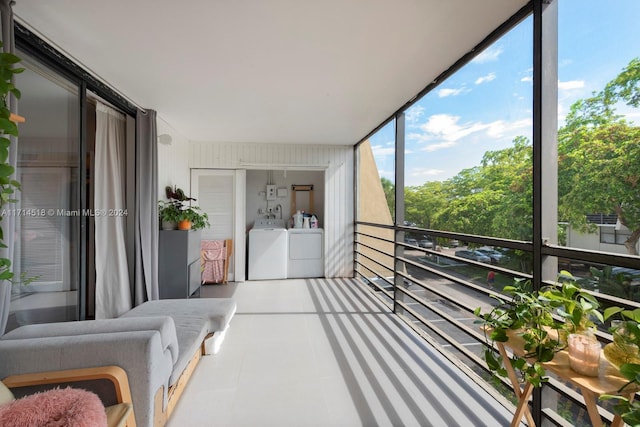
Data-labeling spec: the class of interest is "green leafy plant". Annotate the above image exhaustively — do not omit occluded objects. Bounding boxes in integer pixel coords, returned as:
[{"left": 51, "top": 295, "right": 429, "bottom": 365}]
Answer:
[
  {"left": 178, "top": 205, "right": 209, "bottom": 230},
  {"left": 600, "top": 363, "right": 640, "bottom": 426},
  {"left": 603, "top": 307, "right": 640, "bottom": 346},
  {"left": 158, "top": 200, "right": 181, "bottom": 224},
  {"left": 159, "top": 186, "right": 210, "bottom": 230},
  {"left": 601, "top": 307, "right": 640, "bottom": 366},
  {"left": 475, "top": 278, "right": 565, "bottom": 387},
  {"left": 540, "top": 271, "right": 603, "bottom": 335},
  {"left": 0, "top": 42, "right": 24, "bottom": 283},
  {"left": 598, "top": 308, "right": 640, "bottom": 424}
]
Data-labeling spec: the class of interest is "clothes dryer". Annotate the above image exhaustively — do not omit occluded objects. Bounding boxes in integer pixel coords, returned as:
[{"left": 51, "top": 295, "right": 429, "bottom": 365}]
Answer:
[{"left": 287, "top": 228, "right": 324, "bottom": 278}]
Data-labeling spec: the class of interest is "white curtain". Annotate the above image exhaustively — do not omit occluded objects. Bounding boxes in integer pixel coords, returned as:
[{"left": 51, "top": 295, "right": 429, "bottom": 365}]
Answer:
[{"left": 95, "top": 102, "right": 131, "bottom": 318}]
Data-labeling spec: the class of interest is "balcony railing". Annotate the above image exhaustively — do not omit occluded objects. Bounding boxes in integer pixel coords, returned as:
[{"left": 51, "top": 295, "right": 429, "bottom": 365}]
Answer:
[{"left": 355, "top": 220, "right": 640, "bottom": 427}]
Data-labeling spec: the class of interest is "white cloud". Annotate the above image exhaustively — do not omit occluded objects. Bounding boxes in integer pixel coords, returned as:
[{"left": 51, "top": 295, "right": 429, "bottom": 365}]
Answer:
[
  {"left": 475, "top": 72, "right": 496, "bottom": 85},
  {"left": 485, "top": 118, "right": 532, "bottom": 139},
  {"left": 405, "top": 105, "right": 425, "bottom": 124},
  {"left": 420, "top": 114, "right": 489, "bottom": 141},
  {"left": 558, "top": 80, "right": 585, "bottom": 90},
  {"left": 406, "top": 132, "right": 423, "bottom": 141},
  {"left": 438, "top": 87, "right": 467, "bottom": 98},
  {"left": 472, "top": 45, "right": 504, "bottom": 64},
  {"left": 410, "top": 114, "right": 531, "bottom": 152},
  {"left": 371, "top": 144, "right": 395, "bottom": 157},
  {"left": 421, "top": 141, "right": 457, "bottom": 152},
  {"left": 410, "top": 168, "right": 445, "bottom": 177},
  {"left": 521, "top": 76, "right": 533, "bottom": 84}
]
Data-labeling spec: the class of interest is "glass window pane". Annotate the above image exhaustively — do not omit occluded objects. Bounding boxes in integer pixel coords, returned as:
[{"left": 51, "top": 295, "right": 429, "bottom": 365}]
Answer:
[
  {"left": 403, "top": 19, "right": 533, "bottom": 242},
  {"left": 356, "top": 120, "right": 395, "bottom": 294},
  {"left": 8, "top": 50, "right": 80, "bottom": 330},
  {"left": 358, "top": 120, "right": 396, "bottom": 224},
  {"left": 557, "top": 0, "right": 640, "bottom": 260}
]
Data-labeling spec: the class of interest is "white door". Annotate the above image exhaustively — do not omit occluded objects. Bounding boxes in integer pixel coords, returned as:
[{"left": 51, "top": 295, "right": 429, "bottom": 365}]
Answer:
[{"left": 191, "top": 169, "right": 246, "bottom": 281}]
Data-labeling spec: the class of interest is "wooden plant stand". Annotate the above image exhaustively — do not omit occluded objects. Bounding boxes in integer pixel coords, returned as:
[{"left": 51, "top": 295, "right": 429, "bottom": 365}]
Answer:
[{"left": 494, "top": 330, "right": 637, "bottom": 427}]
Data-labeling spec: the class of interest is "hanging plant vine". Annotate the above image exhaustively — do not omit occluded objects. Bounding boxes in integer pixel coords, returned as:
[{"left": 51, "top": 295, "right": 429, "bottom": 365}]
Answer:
[{"left": 0, "top": 40, "right": 24, "bottom": 282}]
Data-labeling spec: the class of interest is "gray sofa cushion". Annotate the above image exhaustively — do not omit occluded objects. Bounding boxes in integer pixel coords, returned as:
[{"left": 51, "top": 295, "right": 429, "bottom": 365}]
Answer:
[
  {"left": 1, "top": 316, "right": 179, "bottom": 365},
  {"left": 0, "top": 330, "right": 173, "bottom": 427},
  {"left": 120, "top": 298, "right": 236, "bottom": 385}
]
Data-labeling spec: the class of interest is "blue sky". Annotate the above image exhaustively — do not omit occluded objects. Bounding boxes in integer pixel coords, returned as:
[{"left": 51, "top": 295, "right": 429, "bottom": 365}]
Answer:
[{"left": 371, "top": 0, "right": 640, "bottom": 186}]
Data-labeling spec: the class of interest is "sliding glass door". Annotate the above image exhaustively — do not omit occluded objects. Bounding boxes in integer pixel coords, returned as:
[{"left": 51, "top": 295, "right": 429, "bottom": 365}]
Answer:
[{"left": 6, "top": 50, "right": 81, "bottom": 329}]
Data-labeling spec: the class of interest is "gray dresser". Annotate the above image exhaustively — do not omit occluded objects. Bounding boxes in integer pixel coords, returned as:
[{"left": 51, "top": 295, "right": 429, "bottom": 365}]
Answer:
[{"left": 158, "top": 230, "right": 202, "bottom": 298}]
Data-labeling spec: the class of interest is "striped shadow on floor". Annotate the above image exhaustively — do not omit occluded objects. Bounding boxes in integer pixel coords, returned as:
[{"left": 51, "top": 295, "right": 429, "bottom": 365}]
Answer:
[{"left": 168, "top": 278, "right": 515, "bottom": 427}]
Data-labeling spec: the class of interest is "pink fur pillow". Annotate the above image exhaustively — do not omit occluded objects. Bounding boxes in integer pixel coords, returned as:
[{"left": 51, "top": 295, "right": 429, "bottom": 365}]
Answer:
[{"left": 0, "top": 387, "right": 107, "bottom": 427}]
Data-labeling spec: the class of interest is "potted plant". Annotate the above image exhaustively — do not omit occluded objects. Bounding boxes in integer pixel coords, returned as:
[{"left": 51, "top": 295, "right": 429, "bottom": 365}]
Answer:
[
  {"left": 158, "top": 200, "right": 181, "bottom": 230},
  {"left": 159, "top": 186, "right": 210, "bottom": 231},
  {"left": 176, "top": 205, "right": 209, "bottom": 231},
  {"left": 601, "top": 307, "right": 640, "bottom": 369},
  {"left": 550, "top": 273, "right": 608, "bottom": 376},
  {"left": 538, "top": 272, "right": 605, "bottom": 376},
  {"left": 598, "top": 309, "right": 640, "bottom": 424},
  {"left": 600, "top": 362, "right": 640, "bottom": 425},
  {"left": 475, "top": 278, "right": 565, "bottom": 387},
  {"left": 540, "top": 271, "right": 604, "bottom": 335}
]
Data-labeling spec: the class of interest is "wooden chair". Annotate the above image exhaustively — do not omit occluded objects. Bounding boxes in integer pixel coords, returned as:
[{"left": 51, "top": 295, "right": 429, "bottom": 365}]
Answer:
[
  {"left": 1, "top": 366, "right": 135, "bottom": 427},
  {"left": 201, "top": 239, "right": 233, "bottom": 284}
]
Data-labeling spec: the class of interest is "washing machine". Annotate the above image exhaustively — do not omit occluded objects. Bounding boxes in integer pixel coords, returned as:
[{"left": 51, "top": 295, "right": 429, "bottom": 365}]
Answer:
[
  {"left": 248, "top": 219, "right": 288, "bottom": 280},
  {"left": 287, "top": 228, "right": 324, "bottom": 278}
]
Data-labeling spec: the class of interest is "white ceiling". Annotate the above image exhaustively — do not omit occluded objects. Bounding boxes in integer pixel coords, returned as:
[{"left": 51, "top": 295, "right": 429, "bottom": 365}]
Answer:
[{"left": 13, "top": 0, "right": 528, "bottom": 145}]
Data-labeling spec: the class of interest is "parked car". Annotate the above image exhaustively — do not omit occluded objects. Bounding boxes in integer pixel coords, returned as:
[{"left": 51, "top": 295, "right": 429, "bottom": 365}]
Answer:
[
  {"left": 449, "top": 239, "right": 460, "bottom": 247},
  {"left": 404, "top": 237, "right": 418, "bottom": 246},
  {"left": 419, "top": 238, "right": 434, "bottom": 249},
  {"left": 476, "top": 247, "right": 509, "bottom": 265},
  {"left": 454, "top": 249, "right": 491, "bottom": 263}
]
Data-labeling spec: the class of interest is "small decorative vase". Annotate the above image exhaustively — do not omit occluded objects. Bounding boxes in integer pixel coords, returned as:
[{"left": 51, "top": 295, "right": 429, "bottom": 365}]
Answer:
[
  {"left": 568, "top": 332, "right": 601, "bottom": 377},
  {"left": 178, "top": 220, "right": 192, "bottom": 230},
  {"left": 603, "top": 321, "right": 640, "bottom": 369}
]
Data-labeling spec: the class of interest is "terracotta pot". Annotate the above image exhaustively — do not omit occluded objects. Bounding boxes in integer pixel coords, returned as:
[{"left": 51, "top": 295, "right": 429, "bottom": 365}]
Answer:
[{"left": 178, "top": 220, "right": 192, "bottom": 230}]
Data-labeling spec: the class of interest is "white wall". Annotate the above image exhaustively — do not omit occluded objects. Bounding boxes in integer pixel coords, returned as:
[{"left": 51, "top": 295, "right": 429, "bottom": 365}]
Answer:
[
  {"left": 157, "top": 116, "right": 190, "bottom": 201},
  {"left": 190, "top": 142, "right": 354, "bottom": 278},
  {"left": 246, "top": 170, "right": 325, "bottom": 229},
  {"left": 567, "top": 225, "right": 639, "bottom": 255}
]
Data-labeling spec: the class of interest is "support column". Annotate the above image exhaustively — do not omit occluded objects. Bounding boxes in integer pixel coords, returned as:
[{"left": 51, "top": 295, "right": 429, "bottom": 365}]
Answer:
[
  {"left": 394, "top": 113, "right": 405, "bottom": 313},
  {"left": 532, "top": 0, "right": 559, "bottom": 424}
]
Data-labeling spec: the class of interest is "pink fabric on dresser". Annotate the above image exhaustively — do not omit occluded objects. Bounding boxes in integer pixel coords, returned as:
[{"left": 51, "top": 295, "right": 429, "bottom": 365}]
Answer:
[{"left": 201, "top": 240, "right": 226, "bottom": 283}]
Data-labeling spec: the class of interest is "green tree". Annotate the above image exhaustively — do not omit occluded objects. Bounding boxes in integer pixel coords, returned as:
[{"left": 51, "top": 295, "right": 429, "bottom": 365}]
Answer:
[
  {"left": 380, "top": 177, "right": 395, "bottom": 218},
  {"left": 434, "top": 137, "right": 532, "bottom": 241},
  {"left": 404, "top": 181, "right": 447, "bottom": 229},
  {"left": 558, "top": 57, "right": 640, "bottom": 255},
  {"left": 479, "top": 136, "right": 533, "bottom": 241}
]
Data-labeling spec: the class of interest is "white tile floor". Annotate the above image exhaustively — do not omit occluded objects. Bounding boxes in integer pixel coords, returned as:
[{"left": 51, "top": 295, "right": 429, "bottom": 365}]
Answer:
[{"left": 167, "top": 278, "right": 515, "bottom": 427}]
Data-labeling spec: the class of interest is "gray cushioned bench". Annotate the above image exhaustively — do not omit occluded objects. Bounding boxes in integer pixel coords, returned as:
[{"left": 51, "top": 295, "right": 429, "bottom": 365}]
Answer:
[
  {"left": 121, "top": 298, "right": 237, "bottom": 386},
  {"left": 0, "top": 297, "right": 237, "bottom": 427}
]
